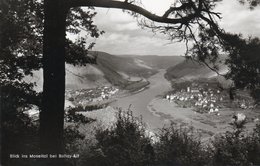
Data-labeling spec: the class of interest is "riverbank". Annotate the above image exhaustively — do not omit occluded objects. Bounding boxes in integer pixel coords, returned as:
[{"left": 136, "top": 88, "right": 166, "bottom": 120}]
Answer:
[{"left": 148, "top": 97, "right": 260, "bottom": 140}]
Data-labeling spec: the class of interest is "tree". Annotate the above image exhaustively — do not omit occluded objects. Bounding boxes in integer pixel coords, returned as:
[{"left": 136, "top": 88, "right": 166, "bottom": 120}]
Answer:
[
  {"left": 0, "top": 0, "right": 102, "bottom": 162},
  {"left": 225, "top": 36, "right": 260, "bottom": 102},
  {"left": 187, "top": 17, "right": 260, "bottom": 102},
  {"left": 39, "top": 0, "right": 231, "bottom": 155},
  {"left": 224, "top": 0, "right": 260, "bottom": 101},
  {"left": 0, "top": 1, "right": 43, "bottom": 163}
]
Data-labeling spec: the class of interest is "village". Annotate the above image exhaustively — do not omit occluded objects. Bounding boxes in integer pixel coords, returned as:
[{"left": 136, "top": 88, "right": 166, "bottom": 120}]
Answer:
[
  {"left": 165, "top": 80, "right": 256, "bottom": 114},
  {"left": 23, "top": 86, "right": 119, "bottom": 120},
  {"left": 65, "top": 86, "right": 119, "bottom": 110}
]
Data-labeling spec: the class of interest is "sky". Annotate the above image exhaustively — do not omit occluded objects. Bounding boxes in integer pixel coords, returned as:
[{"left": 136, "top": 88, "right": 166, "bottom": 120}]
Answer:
[{"left": 80, "top": 0, "right": 260, "bottom": 56}]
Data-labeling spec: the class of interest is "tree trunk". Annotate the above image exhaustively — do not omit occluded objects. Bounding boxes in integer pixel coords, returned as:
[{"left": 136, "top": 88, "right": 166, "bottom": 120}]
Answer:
[{"left": 40, "top": 0, "right": 68, "bottom": 155}]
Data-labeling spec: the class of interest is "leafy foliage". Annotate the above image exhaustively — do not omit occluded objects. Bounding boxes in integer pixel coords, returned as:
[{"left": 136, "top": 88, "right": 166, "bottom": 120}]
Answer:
[
  {"left": 1, "top": 1, "right": 42, "bottom": 164},
  {"left": 66, "top": 107, "right": 96, "bottom": 123},
  {"left": 212, "top": 118, "right": 260, "bottom": 166},
  {"left": 0, "top": 0, "right": 103, "bottom": 164},
  {"left": 0, "top": 81, "right": 40, "bottom": 165},
  {"left": 74, "top": 110, "right": 260, "bottom": 166},
  {"left": 155, "top": 123, "right": 210, "bottom": 166},
  {"left": 0, "top": 0, "right": 103, "bottom": 82},
  {"left": 65, "top": 7, "right": 104, "bottom": 66},
  {"left": 0, "top": 0, "right": 43, "bottom": 81},
  {"left": 239, "top": 0, "right": 260, "bottom": 9},
  {"left": 246, "top": 123, "right": 260, "bottom": 165},
  {"left": 190, "top": 26, "right": 260, "bottom": 102},
  {"left": 212, "top": 132, "right": 251, "bottom": 166},
  {"left": 146, "top": 0, "right": 256, "bottom": 101},
  {"left": 225, "top": 37, "right": 260, "bottom": 102},
  {"left": 90, "top": 110, "right": 155, "bottom": 166}
]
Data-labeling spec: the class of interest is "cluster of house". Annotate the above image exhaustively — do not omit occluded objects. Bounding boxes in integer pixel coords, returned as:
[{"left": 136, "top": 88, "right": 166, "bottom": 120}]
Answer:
[
  {"left": 165, "top": 86, "right": 224, "bottom": 114},
  {"left": 166, "top": 81, "right": 257, "bottom": 114},
  {"left": 66, "top": 86, "right": 119, "bottom": 106},
  {"left": 23, "top": 86, "right": 119, "bottom": 120}
]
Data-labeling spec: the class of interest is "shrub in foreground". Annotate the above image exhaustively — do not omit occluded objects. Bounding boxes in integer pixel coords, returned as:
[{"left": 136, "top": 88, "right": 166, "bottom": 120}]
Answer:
[
  {"left": 212, "top": 131, "right": 251, "bottom": 166},
  {"left": 75, "top": 110, "right": 260, "bottom": 166},
  {"left": 155, "top": 123, "right": 211, "bottom": 166},
  {"left": 247, "top": 123, "right": 260, "bottom": 165},
  {"left": 94, "top": 110, "right": 155, "bottom": 166},
  {"left": 212, "top": 118, "right": 260, "bottom": 166}
]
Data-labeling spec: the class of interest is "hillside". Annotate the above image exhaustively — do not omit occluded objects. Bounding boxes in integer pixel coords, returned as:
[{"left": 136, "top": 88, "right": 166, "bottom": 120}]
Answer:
[
  {"left": 23, "top": 64, "right": 111, "bottom": 92},
  {"left": 26, "top": 51, "right": 185, "bottom": 92},
  {"left": 165, "top": 59, "right": 228, "bottom": 80},
  {"left": 91, "top": 51, "right": 160, "bottom": 77},
  {"left": 93, "top": 52, "right": 189, "bottom": 89},
  {"left": 164, "top": 58, "right": 232, "bottom": 90},
  {"left": 89, "top": 51, "right": 158, "bottom": 90},
  {"left": 65, "top": 64, "right": 110, "bottom": 89}
]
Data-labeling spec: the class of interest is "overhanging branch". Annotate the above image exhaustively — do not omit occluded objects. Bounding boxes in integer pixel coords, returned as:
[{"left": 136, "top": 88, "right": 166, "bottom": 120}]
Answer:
[{"left": 68, "top": 0, "right": 202, "bottom": 25}]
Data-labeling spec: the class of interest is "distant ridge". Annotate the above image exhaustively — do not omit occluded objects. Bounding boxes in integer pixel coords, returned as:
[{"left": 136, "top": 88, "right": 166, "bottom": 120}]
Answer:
[
  {"left": 136, "top": 55, "right": 185, "bottom": 69},
  {"left": 165, "top": 58, "right": 228, "bottom": 80},
  {"left": 26, "top": 51, "right": 186, "bottom": 91},
  {"left": 89, "top": 51, "right": 185, "bottom": 87}
]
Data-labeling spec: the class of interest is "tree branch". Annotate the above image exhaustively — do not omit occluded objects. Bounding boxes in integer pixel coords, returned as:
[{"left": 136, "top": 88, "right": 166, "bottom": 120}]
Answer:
[
  {"left": 68, "top": 0, "right": 201, "bottom": 25},
  {"left": 162, "top": 2, "right": 193, "bottom": 18}
]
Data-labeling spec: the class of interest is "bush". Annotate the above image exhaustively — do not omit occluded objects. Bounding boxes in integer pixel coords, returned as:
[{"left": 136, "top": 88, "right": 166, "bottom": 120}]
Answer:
[
  {"left": 251, "top": 88, "right": 260, "bottom": 104},
  {"left": 155, "top": 123, "right": 211, "bottom": 166},
  {"left": 212, "top": 119, "right": 260, "bottom": 166},
  {"left": 1, "top": 112, "right": 40, "bottom": 166},
  {"left": 1, "top": 82, "right": 40, "bottom": 166},
  {"left": 64, "top": 107, "right": 97, "bottom": 166},
  {"left": 66, "top": 107, "right": 96, "bottom": 123},
  {"left": 72, "top": 110, "right": 260, "bottom": 166},
  {"left": 89, "top": 110, "right": 155, "bottom": 166},
  {"left": 212, "top": 132, "right": 251, "bottom": 166},
  {"left": 246, "top": 123, "right": 260, "bottom": 165}
]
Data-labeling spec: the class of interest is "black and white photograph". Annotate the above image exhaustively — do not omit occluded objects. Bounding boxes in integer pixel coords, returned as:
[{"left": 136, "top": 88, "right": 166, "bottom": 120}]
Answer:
[{"left": 1, "top": 0, "right": 260, "bottom": 165}]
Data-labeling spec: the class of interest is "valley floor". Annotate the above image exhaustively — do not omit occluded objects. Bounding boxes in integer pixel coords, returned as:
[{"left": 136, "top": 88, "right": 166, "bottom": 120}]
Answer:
[{"left": 81, "top": 69, "right": 260, "bottom": 141}]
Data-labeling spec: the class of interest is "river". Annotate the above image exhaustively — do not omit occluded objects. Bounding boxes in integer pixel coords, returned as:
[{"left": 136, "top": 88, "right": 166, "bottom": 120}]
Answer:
[
  {"left": 87, "top": 69, "right": 259, "bottom": 139},
  {"left": 110, "top": 69, "right": 172, "bottom": 131}
]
